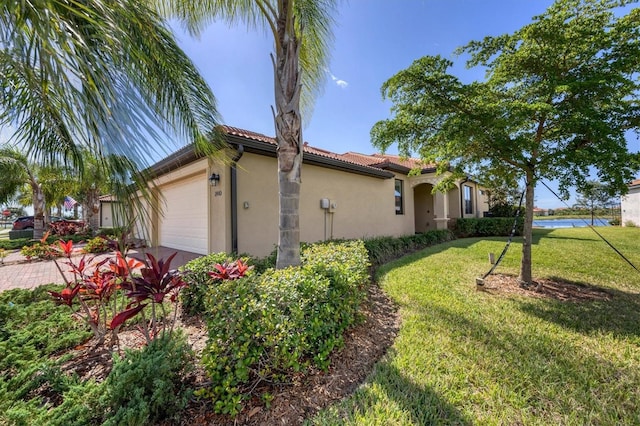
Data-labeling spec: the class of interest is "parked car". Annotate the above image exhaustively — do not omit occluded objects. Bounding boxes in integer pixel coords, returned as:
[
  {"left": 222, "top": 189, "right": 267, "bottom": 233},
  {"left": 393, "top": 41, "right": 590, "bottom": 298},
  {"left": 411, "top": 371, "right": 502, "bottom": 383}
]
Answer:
[{"left": 11, "top": 216, "right": 83, "bottom": 231}]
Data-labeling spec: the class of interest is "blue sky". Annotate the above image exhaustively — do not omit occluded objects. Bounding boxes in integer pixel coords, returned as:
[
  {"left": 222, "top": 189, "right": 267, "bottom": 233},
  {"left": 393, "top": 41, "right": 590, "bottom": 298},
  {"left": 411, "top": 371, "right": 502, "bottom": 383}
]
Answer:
[
  {"left": 2, "top": 1, "right": 636, "bottom": 210},
  {"left": 169, "top": 0, "right": 639, "bottom": 209}
]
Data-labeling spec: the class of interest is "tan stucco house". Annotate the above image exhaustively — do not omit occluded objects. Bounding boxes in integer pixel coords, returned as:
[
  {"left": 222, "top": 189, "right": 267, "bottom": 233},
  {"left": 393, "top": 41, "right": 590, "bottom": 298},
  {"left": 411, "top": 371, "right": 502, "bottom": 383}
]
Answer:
[
  {"left": 127, "top": 126, "right": 488, "bottom": 257},
  {"left": 621, "top": 179, "right": 640, "bottom": 227}
]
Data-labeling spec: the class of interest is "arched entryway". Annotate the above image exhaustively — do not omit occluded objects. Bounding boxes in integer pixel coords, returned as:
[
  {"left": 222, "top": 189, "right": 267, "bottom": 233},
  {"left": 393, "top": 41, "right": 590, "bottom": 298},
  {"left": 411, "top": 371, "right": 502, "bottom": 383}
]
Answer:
[{"left": 414, "top": 183, "right": 435, "bottom": 233}]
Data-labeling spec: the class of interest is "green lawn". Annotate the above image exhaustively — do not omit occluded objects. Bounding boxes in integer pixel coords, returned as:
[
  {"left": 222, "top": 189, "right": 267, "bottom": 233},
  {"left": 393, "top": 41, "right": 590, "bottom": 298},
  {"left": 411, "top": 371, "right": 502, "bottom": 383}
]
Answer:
[{"left": 310, "top": 227, "right": 640, "bottom": 425}]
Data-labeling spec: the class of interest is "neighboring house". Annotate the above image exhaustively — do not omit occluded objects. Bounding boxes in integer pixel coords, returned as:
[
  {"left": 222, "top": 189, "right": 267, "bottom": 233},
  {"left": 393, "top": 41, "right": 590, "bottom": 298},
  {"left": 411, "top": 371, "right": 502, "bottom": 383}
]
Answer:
[
  {"left": 122, "top": 126, "right": 488, "bottom": 257},
  {"left": 99, "top": 195, "right": 117, "bottom": 229},
  {"left": 532, "top": 207, "right": 549, "bottom": 216},
  {"left": 621, "top": 179, "right": 640, "bottom": 227}
]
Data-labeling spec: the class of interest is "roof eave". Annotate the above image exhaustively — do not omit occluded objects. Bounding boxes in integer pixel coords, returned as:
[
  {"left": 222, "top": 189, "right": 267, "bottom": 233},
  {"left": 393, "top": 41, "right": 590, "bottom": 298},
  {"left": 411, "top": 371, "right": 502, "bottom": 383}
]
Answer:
[
  {"left": 144, "top": 131, "right": 396, "bottom": 181},
  {"left": 226, "top": 134, "right": 393, "bottom": 179}
]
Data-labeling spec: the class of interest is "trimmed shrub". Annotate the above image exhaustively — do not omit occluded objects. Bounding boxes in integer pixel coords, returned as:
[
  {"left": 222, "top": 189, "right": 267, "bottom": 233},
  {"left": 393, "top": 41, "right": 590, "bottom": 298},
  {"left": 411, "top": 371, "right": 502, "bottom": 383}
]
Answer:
[
  {"left": 95, "top": 227, "right": 128, "bottom": 238},
  {"left": 82, "top": 236, "right": 112, "bottom": 253},
  {"left": 198, "top": 240, "right": 370, "bottom": 415},
  {"left": 0, "top": 238, "right": 31, "bottom": 250},
  {"left": 451, "top": 217, "right": 524, "bottom": 238},
  {"left": 179, "top": 252, "right": 238, "bottom": 316},
  {"left": 245, "top": 248, "right": 277, "bottom": 274},
  {"left": 9, "top": 229, "right": 33, "bottom": 240},
  {"left": 364, "top": 229, "right": 455, "bottom": 267},
  {"left": 102, "top": 333, "right": 194, "bottom": 426}
]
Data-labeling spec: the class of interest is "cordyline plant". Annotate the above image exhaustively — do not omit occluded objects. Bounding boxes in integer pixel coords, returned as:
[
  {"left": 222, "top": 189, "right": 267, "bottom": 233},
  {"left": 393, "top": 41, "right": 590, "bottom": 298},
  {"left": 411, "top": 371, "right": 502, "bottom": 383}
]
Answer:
[
  {"left": 208, "top": 259, "right": 252, "bottom": 281},
  {"left": 49, "top": 238, "right": 187, "bottom": 348},
  {"left": 114, "top": 252, "right": 188, "bottom": 343}
]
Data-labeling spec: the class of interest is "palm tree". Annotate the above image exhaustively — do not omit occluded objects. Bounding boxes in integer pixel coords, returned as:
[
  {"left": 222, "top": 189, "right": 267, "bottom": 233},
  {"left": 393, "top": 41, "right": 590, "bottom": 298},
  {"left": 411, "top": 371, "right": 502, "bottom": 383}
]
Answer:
[
  {"left": 1, "top": 0, "right": 222, "bottom": 228},
  {"left": 157, "top": 0, "right": 337, "bottom": 268},
  {"left": 0, "top": 148, "right": 48, "bottom": 239}
]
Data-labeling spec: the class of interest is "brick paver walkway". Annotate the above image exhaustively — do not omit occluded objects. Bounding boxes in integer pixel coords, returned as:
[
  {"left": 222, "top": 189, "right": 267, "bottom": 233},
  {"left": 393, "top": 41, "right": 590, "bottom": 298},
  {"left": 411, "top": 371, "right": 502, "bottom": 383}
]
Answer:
[{"left": 0, "top": 246, "right": 202, "bottom": 292}]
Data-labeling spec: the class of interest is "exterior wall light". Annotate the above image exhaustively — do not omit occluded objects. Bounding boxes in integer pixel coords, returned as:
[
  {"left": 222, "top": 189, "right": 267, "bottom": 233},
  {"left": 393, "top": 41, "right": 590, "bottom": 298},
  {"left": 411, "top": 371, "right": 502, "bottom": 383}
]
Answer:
[{"left": 209, "top": 173, "right": 220, "bottom": 186}]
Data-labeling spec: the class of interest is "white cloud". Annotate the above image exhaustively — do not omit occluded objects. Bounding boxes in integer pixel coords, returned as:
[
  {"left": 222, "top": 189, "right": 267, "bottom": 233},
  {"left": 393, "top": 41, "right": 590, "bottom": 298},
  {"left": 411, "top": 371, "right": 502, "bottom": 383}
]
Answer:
[
  {"left": 326, "top": 68, "right": 349, "bottom": 89},
  {"left": 334, "top": 79, "right": 348, "bottom": 89}
]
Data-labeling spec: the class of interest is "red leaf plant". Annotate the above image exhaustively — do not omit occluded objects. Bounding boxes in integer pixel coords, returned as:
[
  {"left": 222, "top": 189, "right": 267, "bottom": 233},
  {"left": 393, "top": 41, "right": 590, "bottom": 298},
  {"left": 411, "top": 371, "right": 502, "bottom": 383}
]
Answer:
[
  {"left": 50, "top": 242, "right": 187, "bottom": 348},
  {"left": 208, "top": 259, "right": 253, "bottom": 281},
  {"left": 109, "top": 304, "right": 146, "bottom": 330},
  {"left": 117, "top": 252, "right": 188, "bottom": 343},
  {"left": 49, "top": 285, "right": 80, "bottom": 307}
]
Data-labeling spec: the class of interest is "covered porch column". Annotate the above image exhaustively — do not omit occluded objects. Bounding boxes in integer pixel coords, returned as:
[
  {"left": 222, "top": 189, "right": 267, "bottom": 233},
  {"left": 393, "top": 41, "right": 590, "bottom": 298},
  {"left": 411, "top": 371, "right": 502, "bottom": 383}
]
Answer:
[
  {"left": 434, "top": 191, "right": 450, "bottom": 230},
  {"left": 410, "top": 175, "right": 450, "bottom": 231}
]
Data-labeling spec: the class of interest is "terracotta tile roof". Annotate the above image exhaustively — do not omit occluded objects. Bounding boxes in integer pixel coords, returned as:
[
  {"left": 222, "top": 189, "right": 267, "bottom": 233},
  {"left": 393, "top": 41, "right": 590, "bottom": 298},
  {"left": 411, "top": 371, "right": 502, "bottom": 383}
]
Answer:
[
  {"left": 342, "top": 152, "right": 436, "bottom": 171},
  {"left": 630, "top": 179, "right": 640, "bottom": 186},
  {"left": 221, "top": 126, "right": 276, "bottom": 146},
  {"left": 220, "top": 125, "right": 434, "bottom": 174}
]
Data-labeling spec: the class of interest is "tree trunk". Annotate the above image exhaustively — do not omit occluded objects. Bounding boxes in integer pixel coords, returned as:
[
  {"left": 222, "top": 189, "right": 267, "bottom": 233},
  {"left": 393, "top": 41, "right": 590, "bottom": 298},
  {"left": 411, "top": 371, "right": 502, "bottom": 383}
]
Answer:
[
  {"left": 519, "top": 170, "right": 535, "bottom": 287},
  {"left": 84, "top": 188, "right": 101, "bottom": 233},
  {"left": 274, "top": 0, "right": 302, "bottom": 269},
  {"left": 32, "top": 184, "right": 46, "bottom": 240}
]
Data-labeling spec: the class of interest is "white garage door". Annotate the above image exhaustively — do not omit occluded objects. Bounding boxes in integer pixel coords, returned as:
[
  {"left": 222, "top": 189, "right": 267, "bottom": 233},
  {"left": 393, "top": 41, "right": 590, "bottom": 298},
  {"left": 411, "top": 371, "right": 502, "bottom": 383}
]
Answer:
[{"left": 159, "top": 174, "right": 208, "bottom": 254}]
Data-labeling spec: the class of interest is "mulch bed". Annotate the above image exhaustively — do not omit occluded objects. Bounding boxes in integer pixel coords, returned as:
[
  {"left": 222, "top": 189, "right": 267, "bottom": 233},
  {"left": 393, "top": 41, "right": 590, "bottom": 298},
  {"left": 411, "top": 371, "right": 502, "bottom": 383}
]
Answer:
[
  {"left": 478, "top": 273, "right": 612, "bottom": 302},
  {"left": 172, "top": 283, "right": 401, "bottom": 425},
  {"left": 53, "top": 283, "right": 400, "bottom": 425}
]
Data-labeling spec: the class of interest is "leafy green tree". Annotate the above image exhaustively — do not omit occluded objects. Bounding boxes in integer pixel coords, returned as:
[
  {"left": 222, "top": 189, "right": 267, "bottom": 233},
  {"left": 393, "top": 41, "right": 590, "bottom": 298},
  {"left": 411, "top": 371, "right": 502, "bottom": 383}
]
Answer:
[
  {"left": 574, "top": 180, "right": 616, "bottom": 225},
  {"left": 1, "top": 0, "right": 222, "bottom": 233},
  {"left": 158, "top": 0, "right": 336, "bottom": 268},
  {"left": 371, "top": 0, "right": 640, "bottom": 286},
  {"left": 0, "top": 148, "right": 47, "bottom": 238},
  {"left": 38, "top": 166, "right": 78, "bottom": 216}
]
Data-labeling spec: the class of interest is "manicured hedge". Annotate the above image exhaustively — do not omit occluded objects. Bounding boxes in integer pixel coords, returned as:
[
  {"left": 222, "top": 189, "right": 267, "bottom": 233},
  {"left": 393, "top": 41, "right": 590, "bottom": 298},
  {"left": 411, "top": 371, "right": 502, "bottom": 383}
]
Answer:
[
  {"left": 179, "top": 252, "right": 245, "bottom": 316},
  {"left": 9, "top": 230, "right": 33, "bottom": 240},
  {"left": 451, "top": 217, "right": 524, "bottom": 238},
  {"left": 197, "top": 240, "right": 369, "bottom": 414},
  {"left": 363, "top": 229, "right": 455, "bottom": 267},
  {"left": 0, "top": 234, "right": 88, "bottom": 251}
]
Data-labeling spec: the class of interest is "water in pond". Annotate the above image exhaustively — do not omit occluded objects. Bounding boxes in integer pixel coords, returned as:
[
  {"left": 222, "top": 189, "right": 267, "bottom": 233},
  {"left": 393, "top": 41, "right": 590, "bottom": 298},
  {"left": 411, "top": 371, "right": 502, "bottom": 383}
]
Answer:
[{"left": 533, "top": 218, "right": 611, "bottom": 228}]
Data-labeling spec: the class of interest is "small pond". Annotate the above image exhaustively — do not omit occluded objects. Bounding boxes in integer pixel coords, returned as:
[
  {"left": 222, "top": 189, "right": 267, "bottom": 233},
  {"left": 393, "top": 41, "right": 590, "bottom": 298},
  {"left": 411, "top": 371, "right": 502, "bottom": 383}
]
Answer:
[{"left": 533, "top": 218, "right": 611, "bottom": 228}]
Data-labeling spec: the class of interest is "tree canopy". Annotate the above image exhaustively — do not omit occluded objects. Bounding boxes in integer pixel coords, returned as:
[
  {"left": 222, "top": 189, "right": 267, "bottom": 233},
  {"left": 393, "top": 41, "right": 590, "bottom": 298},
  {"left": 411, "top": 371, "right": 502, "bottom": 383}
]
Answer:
[
  {"left": 1, "top": 0, "right": 223, "bottom": 232},
  {"left": 371, "top": 0, "right": 640, "bottom": 284}
]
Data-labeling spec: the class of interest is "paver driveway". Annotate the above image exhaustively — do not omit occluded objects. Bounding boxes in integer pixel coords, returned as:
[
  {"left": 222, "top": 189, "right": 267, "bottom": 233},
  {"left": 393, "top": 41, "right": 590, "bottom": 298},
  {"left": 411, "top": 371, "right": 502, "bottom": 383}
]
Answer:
[{"left": 0, "top": 246, "right": 202, "bottom": 292}]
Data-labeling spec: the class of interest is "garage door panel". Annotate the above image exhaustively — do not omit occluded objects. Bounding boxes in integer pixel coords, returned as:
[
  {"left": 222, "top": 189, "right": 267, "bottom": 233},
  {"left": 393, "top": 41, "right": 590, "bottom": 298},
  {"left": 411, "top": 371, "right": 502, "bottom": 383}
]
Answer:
[{"left": 159, "top": 175, "right": 207, "bottom": 254}]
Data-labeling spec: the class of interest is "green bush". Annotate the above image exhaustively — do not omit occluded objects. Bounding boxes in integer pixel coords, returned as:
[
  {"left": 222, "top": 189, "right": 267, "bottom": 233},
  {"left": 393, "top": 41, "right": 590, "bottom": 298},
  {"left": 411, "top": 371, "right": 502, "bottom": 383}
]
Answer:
[
  {"left": 20, "top": 241, "right": 62, "bottom": 261},
  {"left": 102, "top": 333, "right": 194, "bottom": 426},
  {"left": 0, "top": 286, "right": 92, "bottom": 373},
  {"left": 199, "top": 241, "right": 370, "bottom": 415},
  {"left": 82, "top": 235, "right": 112, "bottom": 253},
  {"left": 452, "top": 217, "right": 524, "bottom": 238},
  {"left": 9, "top": 229, "right": 33, "bottom": 240},
  {"left": 0, "top": 238, "right": 31, "bottom": 250},
  {"left": 364, "top": 229, "right": 455, "bottom": 266},
  {"left": 0, "top": 234, "right": 87, "bottom": 252},
  {"left": 245, "top": 247, "right": 277, "bottom": 273},
  {"left": 95, "top": 226, "right": 128, "bottom": 237},
  {"left": 179, "top": 252, "right": 236, "bottom": 315},
  {"left": 0, "top": 286, "right": 95, "bottom": 424}
]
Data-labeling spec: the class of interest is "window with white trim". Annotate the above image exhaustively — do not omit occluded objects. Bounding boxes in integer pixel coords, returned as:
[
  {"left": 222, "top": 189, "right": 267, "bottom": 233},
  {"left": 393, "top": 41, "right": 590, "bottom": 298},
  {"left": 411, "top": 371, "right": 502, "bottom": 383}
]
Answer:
[
  {"left": 395, "top": 179, "right": 404, "bottom": 215},
  {"left": 464, "top": 185, "right": 473, "bottom": 215}
]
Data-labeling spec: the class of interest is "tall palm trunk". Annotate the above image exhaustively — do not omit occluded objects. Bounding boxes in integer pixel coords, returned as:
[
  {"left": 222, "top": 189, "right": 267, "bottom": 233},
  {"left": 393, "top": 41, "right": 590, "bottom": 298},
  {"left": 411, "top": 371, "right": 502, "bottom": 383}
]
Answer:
[
  {"left": 274, "top": 0, "right": 303, "bottom": 269},
  {"left": 31, "top": 183, "right": 46, "bottom": 240},
  {"left": 84, "top": 188, "right": 101, "bottom": 232},
  {"left": 519, "top": 169, "right": 535, "bottom": 287}
]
